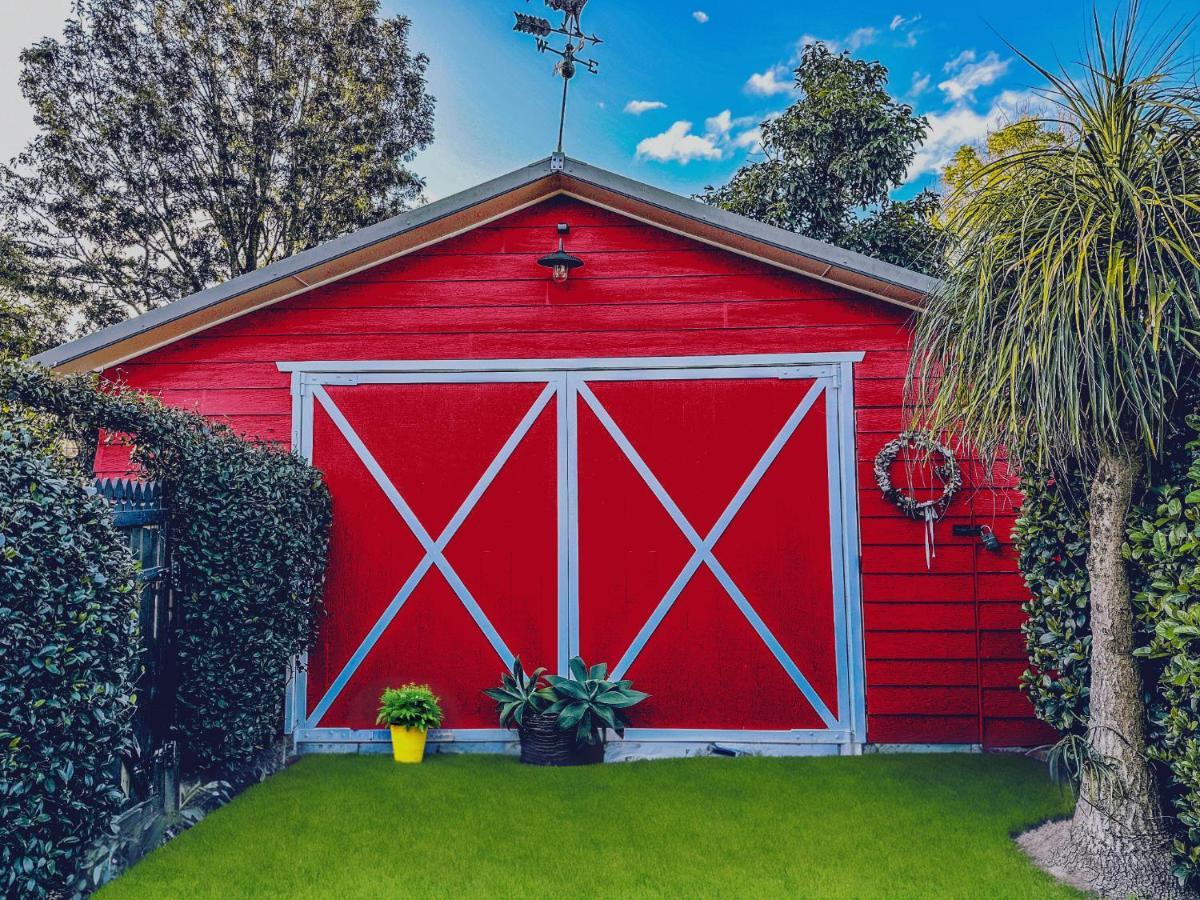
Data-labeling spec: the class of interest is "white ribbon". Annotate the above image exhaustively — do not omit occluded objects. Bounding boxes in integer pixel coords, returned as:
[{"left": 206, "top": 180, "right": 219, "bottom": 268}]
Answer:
[{"left": 920, "top": 502, "right": 938, "bottom": 570}]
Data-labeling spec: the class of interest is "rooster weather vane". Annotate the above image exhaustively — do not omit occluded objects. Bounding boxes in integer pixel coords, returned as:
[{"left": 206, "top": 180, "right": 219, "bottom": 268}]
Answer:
[{"left": 513, "top": 0, "right": 603, "bottom": 154}]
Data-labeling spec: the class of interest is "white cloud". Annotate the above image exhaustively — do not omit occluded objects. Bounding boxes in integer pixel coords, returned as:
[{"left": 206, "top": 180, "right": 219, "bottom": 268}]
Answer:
[
  {"left": 624, "top": 99, "right": 667, "bottom": 115},
  {"left": 636, "top": 121, "right": 724, "bottom": 164},
  {"left": 908, "top": 89, "right": 1044, "bottom": 179},
  {"left": 792, "top": 24, "right": 879, "bottom": 59},
  {"left": 692, "top": 10, "right": 709, "bottom": 23},
  {"left": 796, "top": 34, "right": 828, "bottom": 55},
  {"left": 938, "top": 50, "right": 1011, "bottom": 102},
  {"left": 745, "top": 65, "right": 793, "bottom": 96},
  {"left": 890, "top": 13, "right": 921, "bottom": 31},
  {"left": 910, "top": 71, "right": 932, "bottom": 96},
  {"left": 845, "top": 27, "right": 879, "bottom": 51},
  {"left": 943, "top": 49, "right": 976, "bottom": 72},
  {"left": 636, "top": 110, "right": 764, "bottom": 164},
  {"left": 732, "top": 127, "right": 764, "bottom": 152},
  {"left": 705, "top": 109, "right": 733, "bottom": 136}
]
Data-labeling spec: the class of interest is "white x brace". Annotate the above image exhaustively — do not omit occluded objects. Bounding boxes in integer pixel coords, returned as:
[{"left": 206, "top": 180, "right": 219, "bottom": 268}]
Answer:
[
  {"left": 305, "top": 381, "right": 555, "bottom": 727},
  {"left": 577, "top": 380, "right": 839, "bottom": 728},
  {"left": 304, "top": 372, "right": 841, "bottom": 731}
]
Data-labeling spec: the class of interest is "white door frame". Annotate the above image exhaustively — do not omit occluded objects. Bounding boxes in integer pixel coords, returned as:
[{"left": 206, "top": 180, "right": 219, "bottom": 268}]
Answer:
[{"left": 279, "top": 353, "right": 867, "bottom": 751}]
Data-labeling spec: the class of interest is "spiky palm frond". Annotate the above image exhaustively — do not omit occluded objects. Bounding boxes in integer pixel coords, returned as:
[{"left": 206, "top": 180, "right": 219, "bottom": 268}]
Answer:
[{"left": 910, "top": 5, "right": 1200, "bottom": 471}]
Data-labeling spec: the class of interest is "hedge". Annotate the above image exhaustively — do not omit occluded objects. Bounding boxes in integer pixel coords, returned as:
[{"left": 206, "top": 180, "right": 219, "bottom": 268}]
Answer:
[
  {"left": 1015, "top": 416, "right": 1200, "bottom": 884},
  {"left": 1, "top": 362, "right": 331, "bottom": 891},
  {"left": 2, "top": 363, "right": 332, "bottom": 770},
  {"left": 0, "top": 419, "right": 140, "bottom": 897}
]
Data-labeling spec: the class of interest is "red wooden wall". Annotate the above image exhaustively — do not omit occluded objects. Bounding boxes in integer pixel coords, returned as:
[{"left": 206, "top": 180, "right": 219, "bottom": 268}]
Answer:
[{"left": 97, "top": 194, "right": 1054, "bottom": 748}]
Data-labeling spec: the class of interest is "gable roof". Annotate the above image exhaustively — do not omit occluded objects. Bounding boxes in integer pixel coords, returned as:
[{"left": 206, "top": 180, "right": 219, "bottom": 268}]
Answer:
[{"left": 33, "top": 154, "right": 938, "bottom": 372}]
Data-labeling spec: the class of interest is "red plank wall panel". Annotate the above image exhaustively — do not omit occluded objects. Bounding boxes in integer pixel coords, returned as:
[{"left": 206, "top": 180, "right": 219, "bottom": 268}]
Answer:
[{"left": 97, "top": 195, "right": 1046, "bottom": 748}]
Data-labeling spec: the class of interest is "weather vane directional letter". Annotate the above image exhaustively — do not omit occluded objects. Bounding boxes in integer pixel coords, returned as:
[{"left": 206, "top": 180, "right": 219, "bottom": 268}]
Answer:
[{"left": 512, "top": 0, "right": 603, "bottom": 154}]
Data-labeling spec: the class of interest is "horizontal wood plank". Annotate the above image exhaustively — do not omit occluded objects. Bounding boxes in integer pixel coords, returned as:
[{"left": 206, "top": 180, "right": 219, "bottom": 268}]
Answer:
[{"left": 98, "top": 194, "right": 1035, "bottom": 744}]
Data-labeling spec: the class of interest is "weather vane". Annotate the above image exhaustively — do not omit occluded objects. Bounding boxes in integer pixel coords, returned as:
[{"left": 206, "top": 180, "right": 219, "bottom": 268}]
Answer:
[{"left": 513, "top": 0, "right": 603, "bottom": 154}]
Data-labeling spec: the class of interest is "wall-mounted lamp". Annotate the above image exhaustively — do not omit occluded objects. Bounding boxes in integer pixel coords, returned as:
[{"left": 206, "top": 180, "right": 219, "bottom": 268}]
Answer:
[{"left": 537, "top": 223, "right": 584, "bottom": 283}]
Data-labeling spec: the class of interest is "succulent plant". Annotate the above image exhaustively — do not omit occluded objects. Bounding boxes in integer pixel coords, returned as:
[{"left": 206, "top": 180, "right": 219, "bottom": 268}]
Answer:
[
  {"left": 482, "top": 657, "right": 550, "bottom": 728},
  {"left": 544, "top": 657, "right": 649, "bottom": 746}
]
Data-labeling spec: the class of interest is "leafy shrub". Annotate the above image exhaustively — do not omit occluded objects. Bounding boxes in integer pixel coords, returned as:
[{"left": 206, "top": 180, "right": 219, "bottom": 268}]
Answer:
[
  {"left": 1, "top": 362, "right": 331, "bottom": 773},
  {"left": 1014, "top": 468, "right": 1092, "bottom": 732},
  {"left": 167, "top": 432, "right": 330, "bottom": 769},
  {"left": 376, "top": 685, "right": 443, "bottom": 731},
  {"left": 1015, "top": 419, "right": 1200, "bottom": 884},
  {"left": 1129, "top": 418, "right": 1200, "bottom": 882},
  {"left": 0, "top": 421, "right": 140, "bottom": 897}
]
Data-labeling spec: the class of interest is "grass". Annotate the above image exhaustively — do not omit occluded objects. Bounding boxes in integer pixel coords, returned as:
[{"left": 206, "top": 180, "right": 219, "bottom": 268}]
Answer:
[{"left": 98, "top": 753, "right": 1076, "bottom": 899}]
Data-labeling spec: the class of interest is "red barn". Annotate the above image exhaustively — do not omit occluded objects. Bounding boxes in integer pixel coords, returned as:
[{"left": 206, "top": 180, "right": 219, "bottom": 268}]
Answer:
[{"left": 35, "top": 156, "right": 1053, "bottom": 756}]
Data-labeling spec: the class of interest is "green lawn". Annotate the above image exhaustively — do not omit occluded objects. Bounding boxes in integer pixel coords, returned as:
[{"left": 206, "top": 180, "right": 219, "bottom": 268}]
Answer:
[{"left": 98, "top": 753, "right": 1076, "bottom": 899}]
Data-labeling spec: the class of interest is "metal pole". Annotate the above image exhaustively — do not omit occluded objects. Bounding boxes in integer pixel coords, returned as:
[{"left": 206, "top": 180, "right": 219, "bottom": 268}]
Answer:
[{"left": 556, "top": 75, "right": 569, "bottom": 154}]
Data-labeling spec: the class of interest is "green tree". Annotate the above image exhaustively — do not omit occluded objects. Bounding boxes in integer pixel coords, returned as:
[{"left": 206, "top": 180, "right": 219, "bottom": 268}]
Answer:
[
  {"left": 0, "top": 0, "right": 435, "bottom": 332},
  {"left": 941, "top": 117, "right": 1066, "bottom": 213},
  {"left": 699, "top": 42, "right": 940, "bottom": 274},
  {"left": 911, "top": 10, "right": 1200, "bottom": 896},
  {"left": 0, "top": 238, "right": 64, "bottom": 361}
]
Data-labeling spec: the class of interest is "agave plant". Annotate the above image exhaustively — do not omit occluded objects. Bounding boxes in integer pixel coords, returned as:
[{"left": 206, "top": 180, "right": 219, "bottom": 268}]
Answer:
[
  {"left": 544, "top": 657, "right": 649, "bottom": 746},
  {"left": 483, "top": 657, "right": 549, "bottom": 728}
]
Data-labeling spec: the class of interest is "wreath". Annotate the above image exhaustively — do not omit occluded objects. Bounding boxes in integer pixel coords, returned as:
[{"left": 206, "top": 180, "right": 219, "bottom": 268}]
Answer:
[{"left": 874, "top": 432, "right": 962, "bottom": 520}]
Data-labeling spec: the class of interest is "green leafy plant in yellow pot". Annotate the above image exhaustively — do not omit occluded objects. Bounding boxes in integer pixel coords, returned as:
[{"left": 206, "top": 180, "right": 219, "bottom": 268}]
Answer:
[{"left": 377, "top": 684, "right": 443, "bottom": 763}]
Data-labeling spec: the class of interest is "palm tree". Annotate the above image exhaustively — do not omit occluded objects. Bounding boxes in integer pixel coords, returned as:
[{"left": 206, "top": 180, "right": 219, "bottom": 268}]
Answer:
[{"left": 911, "top": 7, "right": 1200, "bottom": 896}]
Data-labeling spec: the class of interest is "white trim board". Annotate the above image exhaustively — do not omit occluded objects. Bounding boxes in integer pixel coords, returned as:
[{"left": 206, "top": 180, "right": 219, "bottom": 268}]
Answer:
[
  {"left": 277, "top": 352, "right": 865, "bottom": 374},
  {"left": 288, "top": 353, "right": 866, "bottom": 749}
]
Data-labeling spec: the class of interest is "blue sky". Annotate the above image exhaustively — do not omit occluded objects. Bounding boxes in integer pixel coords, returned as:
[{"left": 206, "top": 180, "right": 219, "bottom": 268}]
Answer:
[
  {"left": 394, "top": 0, "right": 1196, "bottom": 201},
  {"left": 1, "top": 1, "right": 1195, "bottom": 205}
]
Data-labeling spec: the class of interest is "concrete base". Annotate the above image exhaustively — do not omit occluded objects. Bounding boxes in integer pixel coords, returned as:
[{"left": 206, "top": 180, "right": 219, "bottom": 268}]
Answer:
[{"left": 295, "top": 739, "right": 980, "bottom": 760}]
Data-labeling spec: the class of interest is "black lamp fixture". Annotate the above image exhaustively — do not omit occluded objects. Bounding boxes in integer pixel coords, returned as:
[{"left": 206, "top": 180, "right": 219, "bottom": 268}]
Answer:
[{"left": 538, "top": 222, "right": 584, "bottom": 283}]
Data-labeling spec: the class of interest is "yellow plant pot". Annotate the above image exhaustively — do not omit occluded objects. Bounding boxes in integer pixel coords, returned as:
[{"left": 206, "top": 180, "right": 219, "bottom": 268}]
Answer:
[{"left": 389, "top": 725, "right": 428, "bottom": 763}]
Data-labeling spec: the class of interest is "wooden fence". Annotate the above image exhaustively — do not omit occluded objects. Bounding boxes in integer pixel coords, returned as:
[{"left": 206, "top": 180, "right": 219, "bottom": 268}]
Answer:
[{"left": 91, "top": 478, "right": 183, "bottom": 875}]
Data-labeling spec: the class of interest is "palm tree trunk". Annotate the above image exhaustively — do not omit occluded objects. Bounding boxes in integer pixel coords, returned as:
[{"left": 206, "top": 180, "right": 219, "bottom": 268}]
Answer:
[{"left": 1062, "top": 447, "right": 1182, "bottom": 897}]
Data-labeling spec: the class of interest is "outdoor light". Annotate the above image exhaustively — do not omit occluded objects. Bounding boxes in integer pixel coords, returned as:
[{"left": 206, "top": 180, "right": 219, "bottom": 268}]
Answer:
[{"left": 537, "top": 223, "right": 584, "bottom": 283}]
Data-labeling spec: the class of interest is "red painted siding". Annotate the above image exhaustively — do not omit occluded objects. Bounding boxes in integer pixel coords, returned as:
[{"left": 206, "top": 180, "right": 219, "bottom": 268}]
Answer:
[{"left": 98, "top": 194, "right": 1047, "bottom": 748}]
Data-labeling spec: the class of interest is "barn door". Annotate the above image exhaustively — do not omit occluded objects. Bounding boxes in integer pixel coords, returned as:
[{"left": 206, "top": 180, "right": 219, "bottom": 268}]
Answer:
[
  {"left": 297, "top": 373, "right": 565, "bottom": 735},
  {"left": 568, "top": 367, "right": 857, "bottom": 740},
  {"left": 290, "top": 357, "right": 863, "bottom": 747}
]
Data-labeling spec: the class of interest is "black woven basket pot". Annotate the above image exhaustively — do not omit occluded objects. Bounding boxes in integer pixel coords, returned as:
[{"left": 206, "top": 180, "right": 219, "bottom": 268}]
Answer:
[{"left": 517, "top": 713, "right": 605, "bottom": 766}]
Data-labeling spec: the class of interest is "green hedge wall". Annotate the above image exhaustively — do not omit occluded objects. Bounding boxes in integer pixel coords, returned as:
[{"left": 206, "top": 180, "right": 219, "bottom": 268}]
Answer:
[
  {"left": 1129, "top": 419, "right": 1200, "bottom": 881},
  {"left": 1015, "top": 417, "right": 1200, "bottom": 884},
  {"left": 1, "top": 363, "right": 332, "bottom": 772},
  {"left": 1, "top": 362, "right": 331, "bottom": 892},
  {"left": 167, "top": 430, "right": 330, "bottom": 769},
  {"left": 1015, "top": 469, "right": 1092, "bottom": 733},
  {"left": 0, "top": 420, "right": 140, "bottom": 897}
]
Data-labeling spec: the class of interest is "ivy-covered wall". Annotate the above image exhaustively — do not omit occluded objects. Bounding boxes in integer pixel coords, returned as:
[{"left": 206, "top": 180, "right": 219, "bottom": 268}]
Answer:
[{"left": 1015, "top": 417, "right": 1200, "bottom": 884}]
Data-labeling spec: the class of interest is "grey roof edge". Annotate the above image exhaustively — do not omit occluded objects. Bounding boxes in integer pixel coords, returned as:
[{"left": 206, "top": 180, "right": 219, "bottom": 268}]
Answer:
[
  {"left": 558, "top": 156, "right": 941, "bottom": 298},
  {"left": 31, "top": 157, "right": 558, "bottom": 368},
  {"left": 33, "top": 153, "right": 939, "bottom": 370}
]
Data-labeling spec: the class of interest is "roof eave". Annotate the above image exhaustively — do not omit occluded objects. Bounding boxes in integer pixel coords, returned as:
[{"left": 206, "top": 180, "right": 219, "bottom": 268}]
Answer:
[
  {"left": 33, "top": 154, "right": 938, "bottom": 373},
  {"left": 31, "top": 158, "right": 559, "bottom": 371}
]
